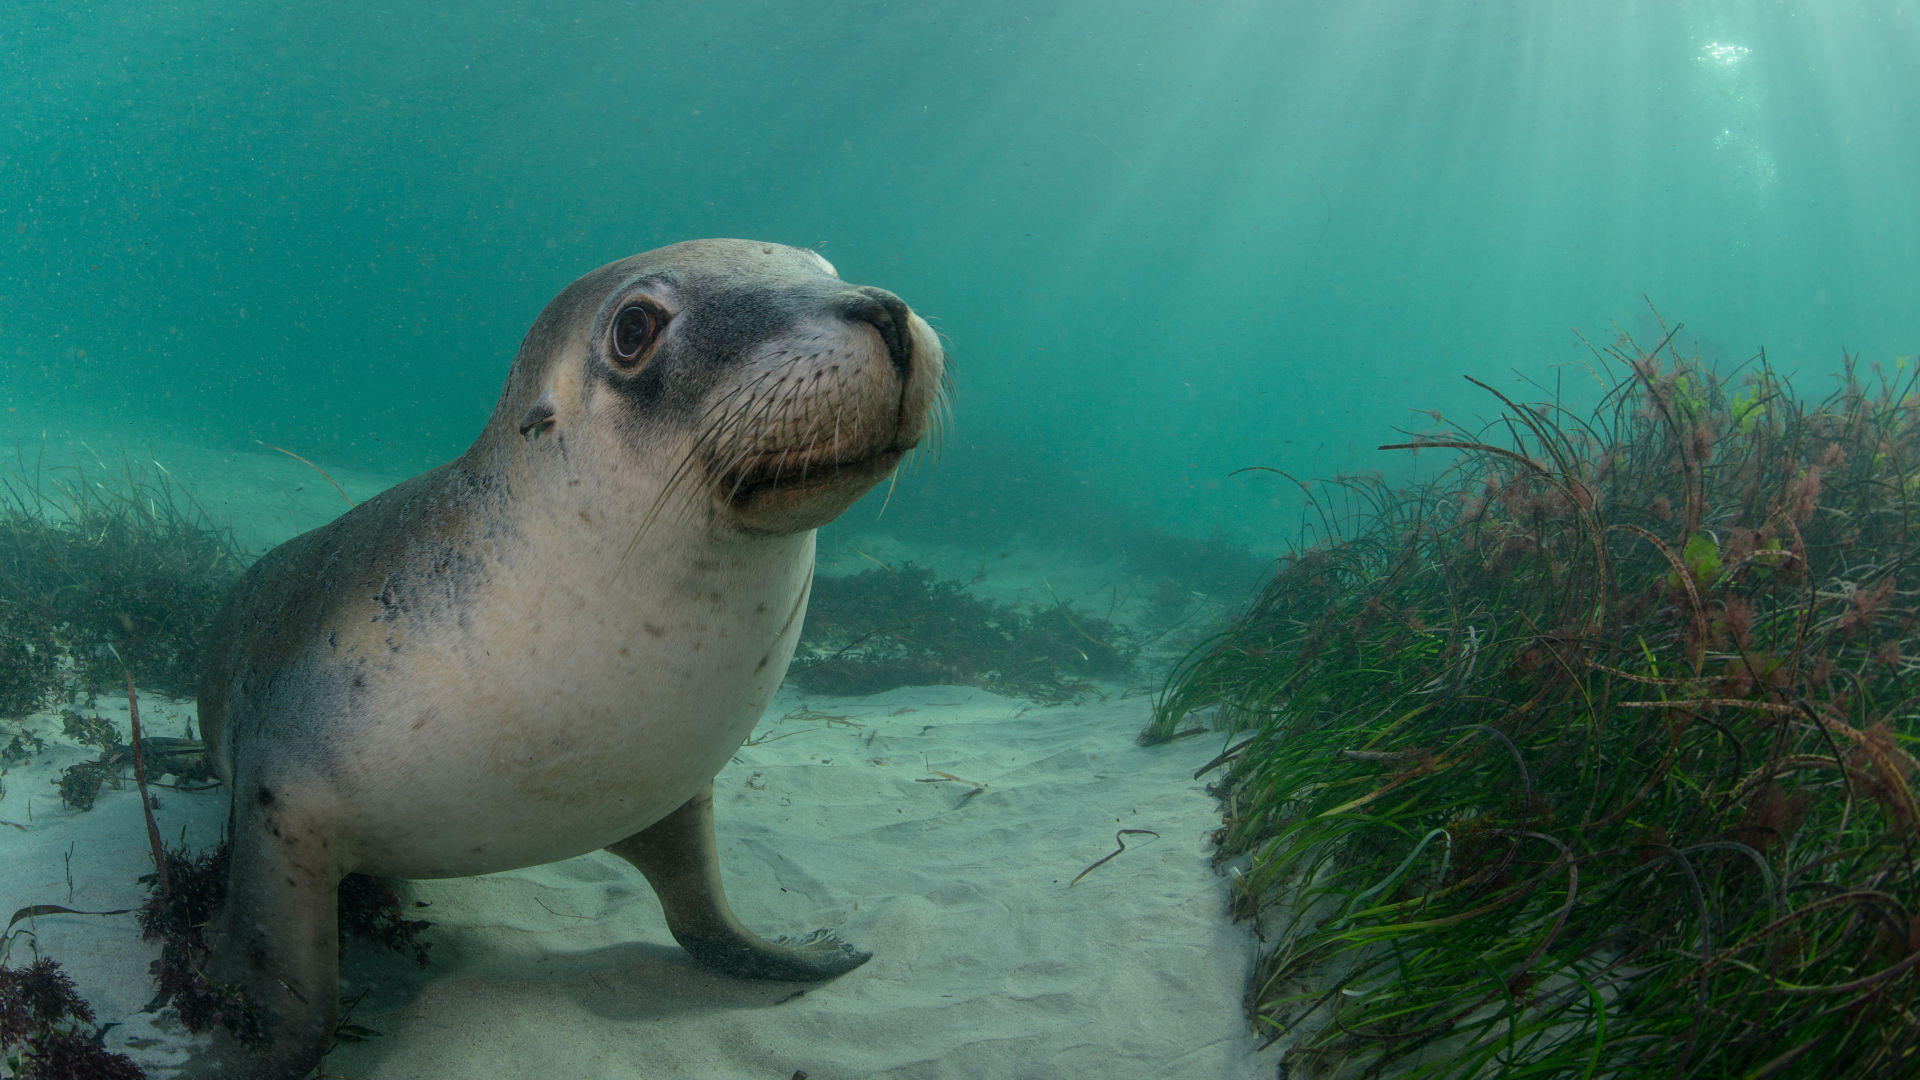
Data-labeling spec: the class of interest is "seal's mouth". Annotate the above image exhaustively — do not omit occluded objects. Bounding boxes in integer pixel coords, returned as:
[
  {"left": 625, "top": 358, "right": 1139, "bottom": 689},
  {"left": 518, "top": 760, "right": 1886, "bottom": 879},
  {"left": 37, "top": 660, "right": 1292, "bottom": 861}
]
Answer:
[{"left": 718, "top": 439, "right": 911, "bottom": 509}]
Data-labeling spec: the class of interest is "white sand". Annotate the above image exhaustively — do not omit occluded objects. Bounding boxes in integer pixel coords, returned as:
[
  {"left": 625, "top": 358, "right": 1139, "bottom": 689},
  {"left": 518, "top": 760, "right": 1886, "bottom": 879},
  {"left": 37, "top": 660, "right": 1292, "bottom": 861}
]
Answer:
[
  {"left": 1, "top": 685, "right": 1267, "bottom": 1079},
  {"left": 0, "top": 431, "right": 1270, "bottom": 1079}
]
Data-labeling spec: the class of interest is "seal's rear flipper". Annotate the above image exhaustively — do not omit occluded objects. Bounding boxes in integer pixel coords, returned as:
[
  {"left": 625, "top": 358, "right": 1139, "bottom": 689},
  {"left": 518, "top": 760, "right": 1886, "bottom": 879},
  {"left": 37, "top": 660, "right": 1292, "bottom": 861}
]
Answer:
[{"left": 607, "top": 783, "right": 872, "bottom": 981}]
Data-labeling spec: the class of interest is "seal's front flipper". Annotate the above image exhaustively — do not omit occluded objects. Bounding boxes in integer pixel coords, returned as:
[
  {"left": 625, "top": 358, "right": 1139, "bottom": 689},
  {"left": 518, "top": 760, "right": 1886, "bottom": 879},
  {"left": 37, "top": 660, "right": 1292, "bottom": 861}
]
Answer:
[
  {"left": 608, "top": 783, "right": 871, "bottom": 981},
  {"left": 196, "top": 785, "right": 345, "bottom": 1080}
]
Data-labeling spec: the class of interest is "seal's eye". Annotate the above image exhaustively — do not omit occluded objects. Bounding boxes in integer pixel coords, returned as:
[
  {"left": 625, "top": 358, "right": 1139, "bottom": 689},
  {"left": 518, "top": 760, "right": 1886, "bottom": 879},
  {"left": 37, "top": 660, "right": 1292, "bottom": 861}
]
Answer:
[{"left": 610, "top": 303, "right": 662, "bottom": 366}]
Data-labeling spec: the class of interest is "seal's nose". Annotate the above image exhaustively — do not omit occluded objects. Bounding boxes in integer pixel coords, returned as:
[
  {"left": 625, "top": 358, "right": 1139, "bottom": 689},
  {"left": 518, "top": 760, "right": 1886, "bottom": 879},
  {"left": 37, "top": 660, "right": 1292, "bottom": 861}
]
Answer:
[{"left": 834, "top": 287, "right": 914, "bottom": 378}]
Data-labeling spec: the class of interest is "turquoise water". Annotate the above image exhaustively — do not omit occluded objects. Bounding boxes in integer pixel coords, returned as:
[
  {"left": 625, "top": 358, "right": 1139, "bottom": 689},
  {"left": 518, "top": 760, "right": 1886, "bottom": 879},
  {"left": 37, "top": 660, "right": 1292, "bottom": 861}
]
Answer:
[{"left": 5, "top": 1, "right": 1917, "bottom": 570}]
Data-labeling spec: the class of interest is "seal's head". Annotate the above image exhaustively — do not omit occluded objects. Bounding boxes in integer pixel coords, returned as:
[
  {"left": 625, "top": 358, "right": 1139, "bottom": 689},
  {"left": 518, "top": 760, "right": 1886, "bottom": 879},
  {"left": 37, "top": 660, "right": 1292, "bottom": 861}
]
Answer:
[{"left": 485, "top": 238, "right": 945, "bottom": 535}]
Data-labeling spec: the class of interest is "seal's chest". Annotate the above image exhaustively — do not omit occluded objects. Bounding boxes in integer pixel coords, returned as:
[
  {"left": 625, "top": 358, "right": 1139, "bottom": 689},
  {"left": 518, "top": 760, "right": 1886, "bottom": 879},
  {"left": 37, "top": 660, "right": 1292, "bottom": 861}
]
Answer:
[{"left": 338, "top": 563, "right": 808, "bottom": 875}]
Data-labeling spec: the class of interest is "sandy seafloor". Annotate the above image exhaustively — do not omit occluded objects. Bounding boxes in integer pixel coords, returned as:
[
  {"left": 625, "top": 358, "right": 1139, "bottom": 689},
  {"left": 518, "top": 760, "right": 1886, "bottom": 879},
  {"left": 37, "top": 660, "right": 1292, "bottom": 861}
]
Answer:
[{"left": 0, "top": 423, "right": 1274, "bottom": 1079}]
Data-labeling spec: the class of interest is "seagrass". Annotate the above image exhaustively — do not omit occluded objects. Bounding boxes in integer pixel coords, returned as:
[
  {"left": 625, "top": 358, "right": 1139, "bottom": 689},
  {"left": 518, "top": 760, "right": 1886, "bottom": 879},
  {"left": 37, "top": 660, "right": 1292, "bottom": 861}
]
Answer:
[{"left": 1148, "top": 324, "right": 1920, "bottom": 1078}]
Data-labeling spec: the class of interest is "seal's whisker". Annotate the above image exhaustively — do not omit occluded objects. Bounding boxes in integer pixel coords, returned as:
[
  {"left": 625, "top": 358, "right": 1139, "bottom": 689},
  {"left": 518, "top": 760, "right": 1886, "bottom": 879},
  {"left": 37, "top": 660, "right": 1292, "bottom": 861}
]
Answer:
[
  {"left": 901, "top": 363, "right": 952, "bottom": 478},
  {"left": 874, "top": 463, "right": 902, "bottom": 520},
  {"left": 632, "top": 414, "right": 733, "bottom": 547},
  {"left": 766, "top": 382, "right": 800, "bottom": 490},
  {"left": 713, "top": 370, "right": 802, "bottom": 508},
  {"left": 623, "top": 366, "right": 783, "bottom": 563},
  {"left": 768, "top": 372, "right": 818, "bottom": 491},
  {"left": 928, "top": 364, "right": 956, "bottom": 464},
  {"left": 668, "top": 391, "right": 765, "bottom": 522}
]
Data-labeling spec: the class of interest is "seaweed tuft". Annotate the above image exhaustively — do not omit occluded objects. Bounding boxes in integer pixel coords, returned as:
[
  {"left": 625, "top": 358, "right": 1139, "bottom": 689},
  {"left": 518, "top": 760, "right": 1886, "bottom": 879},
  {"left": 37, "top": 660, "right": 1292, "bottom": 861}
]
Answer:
[
  {"left": 135, "top": 845, "right": 261, "bottom": 1041},
  {"left": 0, "top": 956, "right": 147, "bottom": 1079},
  {"left": 337, "top": 876, "right": 433, "bottom": 969}
]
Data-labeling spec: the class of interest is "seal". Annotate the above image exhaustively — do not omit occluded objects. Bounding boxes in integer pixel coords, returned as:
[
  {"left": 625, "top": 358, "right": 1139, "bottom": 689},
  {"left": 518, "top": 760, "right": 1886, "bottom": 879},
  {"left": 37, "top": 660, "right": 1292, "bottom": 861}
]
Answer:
[{"left": 191, "top": 239, "right": 946, "bottom": 1078}]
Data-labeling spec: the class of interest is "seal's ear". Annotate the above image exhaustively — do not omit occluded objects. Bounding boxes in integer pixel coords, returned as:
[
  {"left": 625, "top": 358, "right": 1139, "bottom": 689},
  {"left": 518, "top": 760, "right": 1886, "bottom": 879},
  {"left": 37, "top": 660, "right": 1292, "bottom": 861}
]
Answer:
[{"left": 519, "top": 389, "right": 557, "bottom": 440}]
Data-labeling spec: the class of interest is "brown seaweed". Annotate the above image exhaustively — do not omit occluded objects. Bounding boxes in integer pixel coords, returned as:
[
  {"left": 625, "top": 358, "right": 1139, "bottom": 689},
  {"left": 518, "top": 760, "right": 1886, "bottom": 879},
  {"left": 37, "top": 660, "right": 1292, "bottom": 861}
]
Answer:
[{"left": 0, "top": 957, "right": 147, "bottom": 1079}]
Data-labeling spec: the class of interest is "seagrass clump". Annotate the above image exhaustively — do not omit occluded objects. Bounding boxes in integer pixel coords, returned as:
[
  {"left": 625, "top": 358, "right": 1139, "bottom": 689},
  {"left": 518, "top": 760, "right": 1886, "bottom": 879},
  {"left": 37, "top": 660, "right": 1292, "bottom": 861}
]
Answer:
[
  {"left": 0, "top": 454, "right": 239, "bottom": 707},
  {"left": 794, "top": 564, "right": 1132, "bottom": 701},
  {"left": 1149, "top": 326, "right": 1920, "bottom": 1077}
]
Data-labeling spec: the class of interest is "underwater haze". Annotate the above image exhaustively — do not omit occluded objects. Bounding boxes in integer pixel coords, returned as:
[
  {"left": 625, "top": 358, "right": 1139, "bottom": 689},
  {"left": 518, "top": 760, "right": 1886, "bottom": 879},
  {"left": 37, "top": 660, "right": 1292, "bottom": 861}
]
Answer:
[
  {"left": 8, "top": 3, "right": 1920, "bottom": 1078},
  {"left": 5, "top": 0, "right": 1919, "bottom": 571}
]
